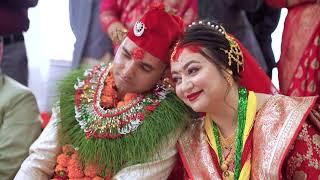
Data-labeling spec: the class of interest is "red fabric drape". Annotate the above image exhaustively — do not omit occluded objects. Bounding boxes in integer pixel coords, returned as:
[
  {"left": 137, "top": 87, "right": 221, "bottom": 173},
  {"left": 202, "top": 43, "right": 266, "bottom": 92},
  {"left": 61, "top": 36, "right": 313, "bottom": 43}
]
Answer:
[{"left": 236, "top": 38, "right": 278, "bottom": 94}]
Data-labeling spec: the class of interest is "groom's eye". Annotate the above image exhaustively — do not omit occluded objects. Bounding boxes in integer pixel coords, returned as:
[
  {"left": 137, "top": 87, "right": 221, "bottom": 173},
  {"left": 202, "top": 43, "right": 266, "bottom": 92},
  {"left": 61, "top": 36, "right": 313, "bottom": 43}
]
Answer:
[
  {"left": 139, "top": 63, "right": 153, "bottom": 72},
  {"left": 140, "top": 64, "right": 151, "bottom": 72}
]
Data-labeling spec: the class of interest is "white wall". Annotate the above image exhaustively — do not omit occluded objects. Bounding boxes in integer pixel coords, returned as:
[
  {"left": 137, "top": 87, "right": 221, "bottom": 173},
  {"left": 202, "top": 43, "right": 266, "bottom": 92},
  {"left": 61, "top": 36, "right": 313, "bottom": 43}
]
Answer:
[
  {"left": 271, "top": 9, "right": 288, "bottom": 90},
  {"left": 25, "top": 0, "right": 75, "bottom": 111}
]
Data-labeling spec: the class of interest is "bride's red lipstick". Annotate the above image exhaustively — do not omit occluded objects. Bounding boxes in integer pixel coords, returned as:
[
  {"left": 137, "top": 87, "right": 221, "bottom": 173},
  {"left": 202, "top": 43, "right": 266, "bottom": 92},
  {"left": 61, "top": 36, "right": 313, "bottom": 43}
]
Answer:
[{"left": 186, "top": 90, "right": 203, "bottom": 102}]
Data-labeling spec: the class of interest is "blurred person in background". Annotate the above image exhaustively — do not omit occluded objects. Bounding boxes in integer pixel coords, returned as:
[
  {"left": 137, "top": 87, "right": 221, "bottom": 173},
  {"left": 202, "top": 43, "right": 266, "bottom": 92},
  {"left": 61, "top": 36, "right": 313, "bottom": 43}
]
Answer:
[
  {"left": 69, "top": 0, "right": 114, "bottom": 69},
  {"left": 198, "top": 0, "right": 269, "bottom": 74},
  {"left": 100, "top": 0, "right": 197, "bottom": 50},
  {"left": 266, "top": 0, "right": 320, "bottom": 97},
  {"left": 246, "top": 2, "right": 281, "bottom": 78},
  {"left": 0, "top": 36, "right": 42, "bottom": 180},
  {"left": 0, "top": 0, "right": 38, "bottom": 86}
]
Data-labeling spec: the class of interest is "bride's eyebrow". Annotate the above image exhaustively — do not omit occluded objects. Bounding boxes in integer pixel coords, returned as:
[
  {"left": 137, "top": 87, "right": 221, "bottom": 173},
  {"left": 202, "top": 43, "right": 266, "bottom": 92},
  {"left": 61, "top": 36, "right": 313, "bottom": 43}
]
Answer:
[
  {"left": 183, "top": 60, "right": 200, "bottom": 70},
  {"left": 171, "top": 60, "right": 200, "bottom": 75}
]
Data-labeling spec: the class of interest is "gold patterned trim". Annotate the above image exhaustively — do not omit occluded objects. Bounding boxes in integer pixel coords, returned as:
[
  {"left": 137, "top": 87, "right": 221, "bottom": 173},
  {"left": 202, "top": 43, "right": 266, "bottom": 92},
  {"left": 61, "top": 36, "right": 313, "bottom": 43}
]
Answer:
[
  {"left": 178, "top": 119, "right": 222, "bottom": 180},
  {"left": 278, "top": 4, "right": 320, "bottom": 93},
  {"left": 252, "top": 95, "right": 317, "bottom": 179}
]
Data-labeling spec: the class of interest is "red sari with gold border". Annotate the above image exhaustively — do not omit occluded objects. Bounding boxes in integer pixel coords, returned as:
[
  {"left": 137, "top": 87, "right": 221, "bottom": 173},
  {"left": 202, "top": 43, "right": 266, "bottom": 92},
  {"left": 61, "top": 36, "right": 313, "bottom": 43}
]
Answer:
[
  {"left": 266, "top": 0, "right": 320, "bottom": 96},
  {"left": 176, "top": 94, "right": 320, "bottom": 179}
]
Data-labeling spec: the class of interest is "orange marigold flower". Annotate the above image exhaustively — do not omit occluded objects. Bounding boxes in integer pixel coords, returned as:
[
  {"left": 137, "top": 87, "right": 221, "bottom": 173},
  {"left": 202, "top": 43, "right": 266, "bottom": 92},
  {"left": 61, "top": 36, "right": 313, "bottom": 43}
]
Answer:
[
  {"left": 68, "top": 159, "right": 79, "bottom": 167},
  {"left": 84, "top": 164, "right": 99, "bottom": 178},
  {"left": 101, "top": 96, "right": 114, "bottom": 107},
  {"left": 57, "top": 154, "right": 71, "bottom": 167},
  {"left": 124, "top": 93, "right": 137, "bottom": 102},
  {"left": 105, "top": 75, "right": 112, "bottom": 82},
  {"left": 55, "top": 164, "right": 68, "bottom": 176},
  {"left": 105, "top": 73, "right": 114, "bottom": 82},
  {"left": 116, "top": 101, "right": 125, "bottom": 108},
  {"left": 107, "top": 88, "right": 117, "bottom": 98},
  {"left": 104, "top": 79, "right": 113, "bottom": 87},
  {"left": 68, "top": 153, "right": 82, "bottom": 170},
  {"left": 69, "top": 177, "right": 91, "bottom": 180},
  {"left": 62, "top": 144, "right": 75, "bottom": 155},
  {"left": 92, "top": 176, "right": 104, "bottom": 180},
  {"left": 70, "top": 151, "right": 79, "bottom": 159},
  {"left": 68, "top": 166, "right": 84, "bottom": 178}
]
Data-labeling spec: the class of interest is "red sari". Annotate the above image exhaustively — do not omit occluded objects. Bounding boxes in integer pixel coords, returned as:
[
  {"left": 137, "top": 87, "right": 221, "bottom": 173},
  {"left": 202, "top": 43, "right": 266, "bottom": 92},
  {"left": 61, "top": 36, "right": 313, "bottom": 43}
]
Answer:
[
  {"left": 175, "top": 94, "right": 320, "bottom": 179},
  {"left": 266, "top": 0, "right": 320, "bottom": 96}
]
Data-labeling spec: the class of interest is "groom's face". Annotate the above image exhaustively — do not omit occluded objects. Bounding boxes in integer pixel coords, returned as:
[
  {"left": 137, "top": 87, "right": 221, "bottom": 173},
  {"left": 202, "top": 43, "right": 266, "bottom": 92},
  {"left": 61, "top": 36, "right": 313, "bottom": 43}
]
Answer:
[{"left": 112, "top": 38, "right": 167, "bottom": 94}]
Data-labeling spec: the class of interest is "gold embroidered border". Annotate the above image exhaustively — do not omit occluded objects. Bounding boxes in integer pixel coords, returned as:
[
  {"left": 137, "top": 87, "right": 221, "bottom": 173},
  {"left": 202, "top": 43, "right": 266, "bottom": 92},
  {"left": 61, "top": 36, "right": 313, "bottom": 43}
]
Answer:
[
  {"left": 252, "top": 95, "right": 316, "bottom": 179},
  {"left": 178, "top": 119, "right": 221, "bottom": 180},
  {"left": 279, "top": 4, "right": 320, "bottom": 93},
  {"left": 269, "top": 96, "right": 315, "bottom": 177}
]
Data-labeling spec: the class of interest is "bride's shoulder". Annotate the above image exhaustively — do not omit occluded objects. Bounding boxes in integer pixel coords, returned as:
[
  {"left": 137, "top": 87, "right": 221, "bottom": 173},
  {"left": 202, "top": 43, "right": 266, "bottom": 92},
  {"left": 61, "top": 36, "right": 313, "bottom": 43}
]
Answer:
[{"left": 254, "top": 92, "right": 273, "bottom": 111}]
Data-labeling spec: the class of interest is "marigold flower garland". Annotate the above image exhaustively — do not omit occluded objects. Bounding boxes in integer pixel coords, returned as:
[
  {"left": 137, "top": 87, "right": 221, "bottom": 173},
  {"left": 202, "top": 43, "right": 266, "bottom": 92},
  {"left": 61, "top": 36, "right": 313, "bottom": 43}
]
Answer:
[
  {"left": 53, "top": 63, "right": 172, "bottom": 179},
  {"left": 52, "top": 145, "right": 112, "bottom": 179},
  {"left": 100, "top": 72, "right": 138, "bottom": 108},
  {"left": 74, "top": 63, "right": 169, "bottom": 139}
]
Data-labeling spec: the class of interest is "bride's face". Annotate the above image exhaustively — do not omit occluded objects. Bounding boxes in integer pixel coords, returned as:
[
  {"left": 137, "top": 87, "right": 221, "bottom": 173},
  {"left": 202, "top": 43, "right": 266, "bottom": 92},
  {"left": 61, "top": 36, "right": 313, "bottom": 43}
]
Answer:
[{"left": 171, "top": 48, "right": 228, "bottom": 112}]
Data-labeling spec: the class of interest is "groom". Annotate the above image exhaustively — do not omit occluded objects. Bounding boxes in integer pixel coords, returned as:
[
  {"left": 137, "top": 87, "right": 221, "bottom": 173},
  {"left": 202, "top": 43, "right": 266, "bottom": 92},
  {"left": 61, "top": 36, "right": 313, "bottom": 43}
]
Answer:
[{"left": 15, "top": 4, "right": 191, "bottom": 179}]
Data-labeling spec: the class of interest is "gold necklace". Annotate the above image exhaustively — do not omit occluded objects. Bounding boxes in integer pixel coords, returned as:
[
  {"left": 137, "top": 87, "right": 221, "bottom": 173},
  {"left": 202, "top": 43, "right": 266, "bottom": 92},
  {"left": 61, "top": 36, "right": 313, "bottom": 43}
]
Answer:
[
  {"left": 219, "top": 130, "right": 236, "bottom": 180},
  {"left": 219, "top": 129, "right": 236, "bottom": 148}
]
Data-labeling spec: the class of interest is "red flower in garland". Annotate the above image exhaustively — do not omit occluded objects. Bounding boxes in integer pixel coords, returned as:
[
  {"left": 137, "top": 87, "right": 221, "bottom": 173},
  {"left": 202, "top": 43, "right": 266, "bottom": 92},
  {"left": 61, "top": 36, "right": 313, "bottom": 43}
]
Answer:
[
  {"left": 145, "top": 105, "right": 157, "bottom": 112},
  {"left": 136, "top": 112, "right": 145, "bottom": 120},
  {"left": 132, "top": 47, "right": 145, "bottom": 61}
]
